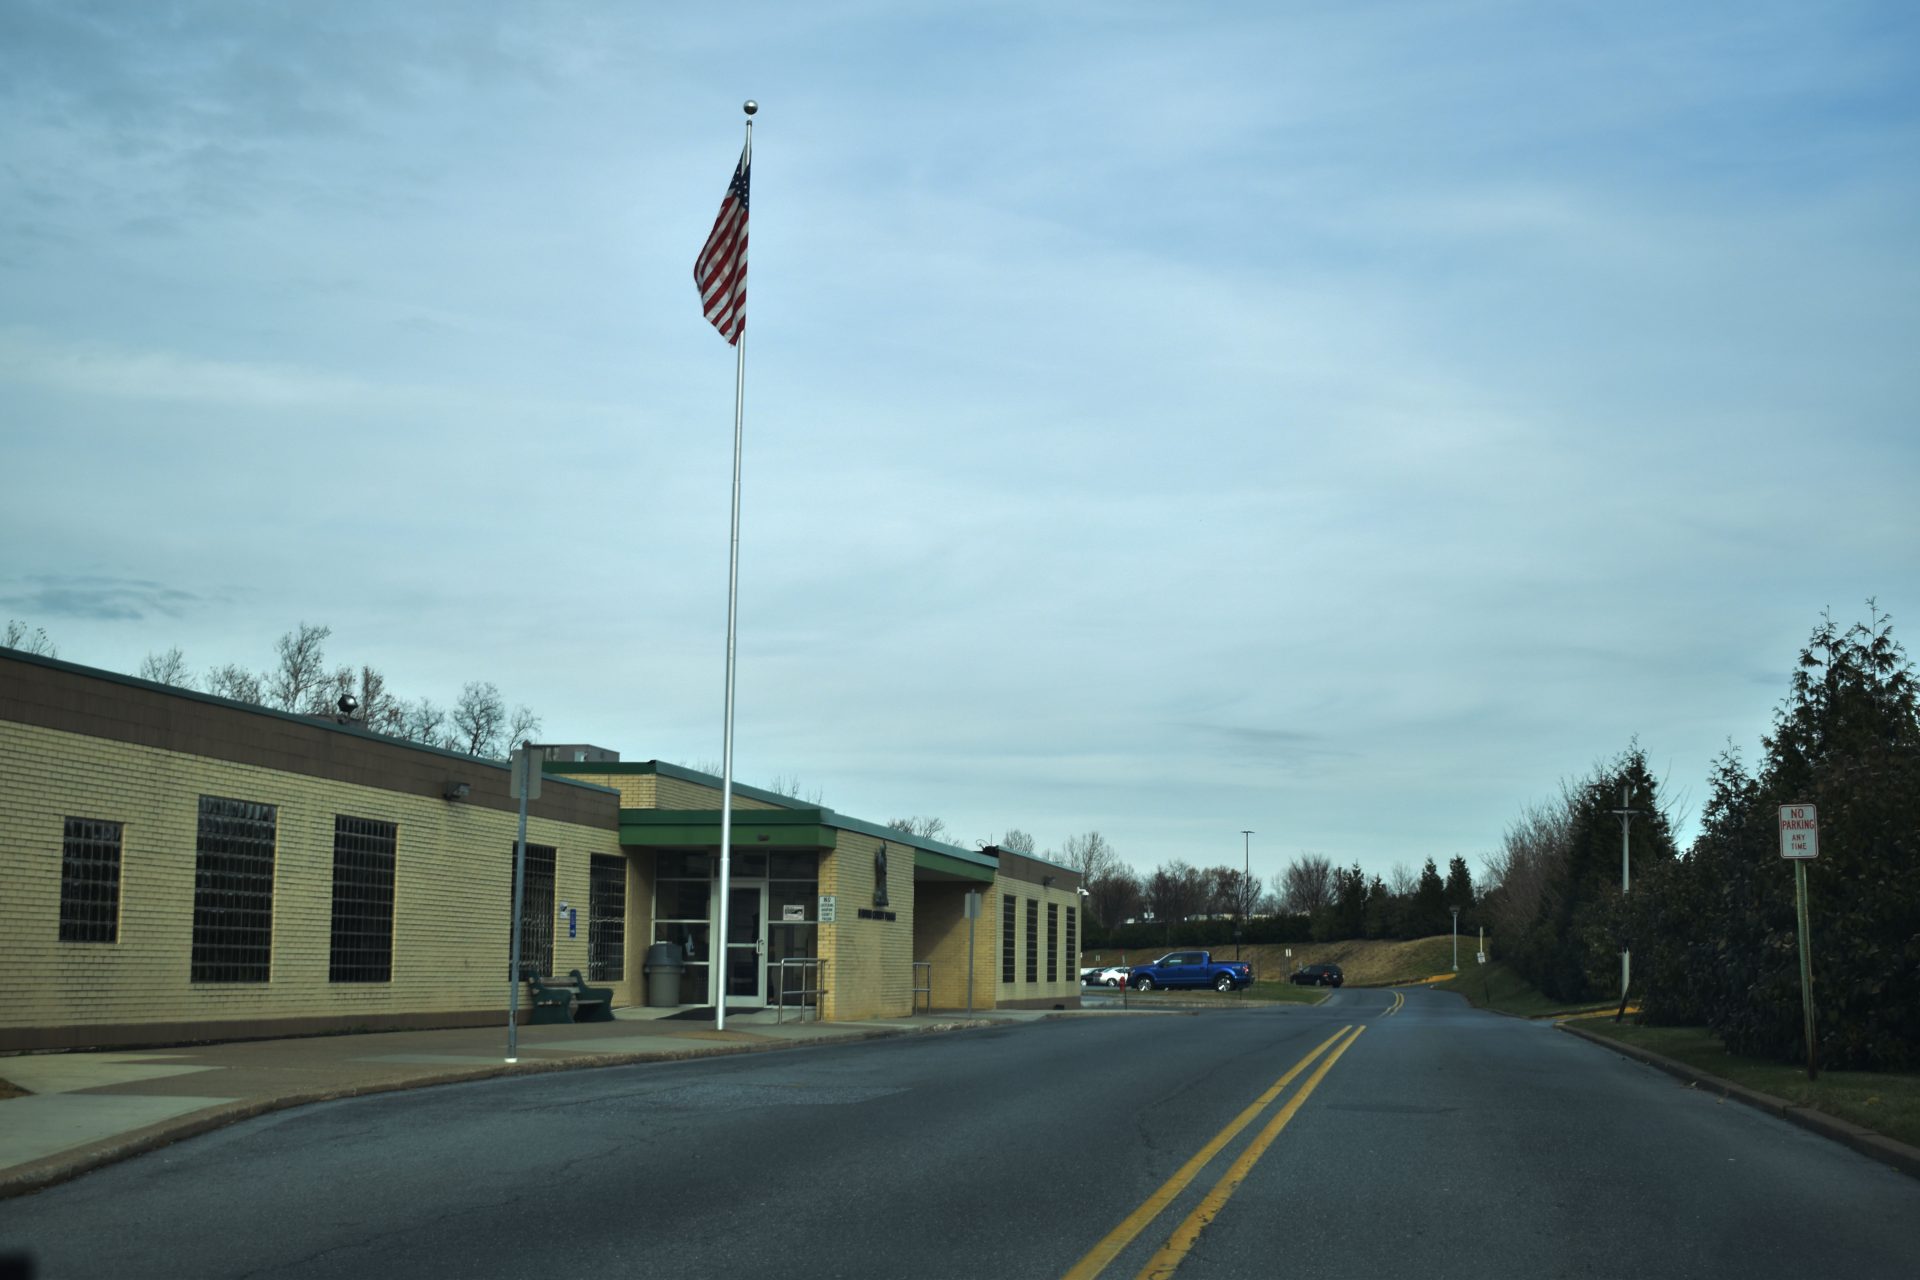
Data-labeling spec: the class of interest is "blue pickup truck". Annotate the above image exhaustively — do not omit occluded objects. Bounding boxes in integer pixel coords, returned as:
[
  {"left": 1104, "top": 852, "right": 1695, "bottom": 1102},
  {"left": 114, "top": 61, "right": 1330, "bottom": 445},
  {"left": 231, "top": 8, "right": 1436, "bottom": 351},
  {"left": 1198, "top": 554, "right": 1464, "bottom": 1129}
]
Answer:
[{"left": 1127, "top": 950, "right": 1254, "bottom": 993}]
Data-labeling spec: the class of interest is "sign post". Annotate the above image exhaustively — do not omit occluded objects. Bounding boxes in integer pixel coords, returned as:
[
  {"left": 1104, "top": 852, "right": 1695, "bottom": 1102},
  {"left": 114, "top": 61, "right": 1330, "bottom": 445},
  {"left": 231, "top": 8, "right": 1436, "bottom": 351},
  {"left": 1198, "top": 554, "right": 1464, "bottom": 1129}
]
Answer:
[
  {"left": 506, "top": 742, "right": 543, "bottom": 1063},
  {"left": 1778, "top": 803, "right": 1819, "bottom": 1081},
  {"left": 963, "top": 890, "right": 982, "bottom": 1015}
]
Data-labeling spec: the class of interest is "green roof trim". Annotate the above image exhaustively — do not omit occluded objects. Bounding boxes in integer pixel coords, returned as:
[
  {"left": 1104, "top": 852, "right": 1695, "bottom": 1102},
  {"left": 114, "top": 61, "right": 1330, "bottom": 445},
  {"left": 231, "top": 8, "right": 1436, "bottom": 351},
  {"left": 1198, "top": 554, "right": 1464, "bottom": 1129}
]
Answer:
[
  {"left": 619, "top": 808, "right": 836, "bottom": 849},
  {"left": 545, "top": 759, "right": 998, "bottom": 871},
  {"left": 914, "top": 847, "right": 997, "bottom": 882}
]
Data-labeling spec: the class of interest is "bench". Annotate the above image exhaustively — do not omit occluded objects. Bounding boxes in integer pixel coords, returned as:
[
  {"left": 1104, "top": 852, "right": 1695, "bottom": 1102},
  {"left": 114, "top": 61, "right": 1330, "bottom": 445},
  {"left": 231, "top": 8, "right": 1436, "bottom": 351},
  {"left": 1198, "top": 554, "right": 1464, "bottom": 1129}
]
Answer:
[{"left": 523, "top": 969, "right": 615, "bottom": 1025}]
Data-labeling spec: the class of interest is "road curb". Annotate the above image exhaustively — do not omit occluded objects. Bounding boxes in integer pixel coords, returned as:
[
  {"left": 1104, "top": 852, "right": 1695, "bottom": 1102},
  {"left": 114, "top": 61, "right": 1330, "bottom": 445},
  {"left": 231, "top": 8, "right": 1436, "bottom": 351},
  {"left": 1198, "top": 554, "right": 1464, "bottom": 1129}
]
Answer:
[
  {"left": 0, "top": 1025, "right": 910, "bottom": 1201},
  {"left": 1557, "top": 1022, "right": 1920, "bottom": 1182}
]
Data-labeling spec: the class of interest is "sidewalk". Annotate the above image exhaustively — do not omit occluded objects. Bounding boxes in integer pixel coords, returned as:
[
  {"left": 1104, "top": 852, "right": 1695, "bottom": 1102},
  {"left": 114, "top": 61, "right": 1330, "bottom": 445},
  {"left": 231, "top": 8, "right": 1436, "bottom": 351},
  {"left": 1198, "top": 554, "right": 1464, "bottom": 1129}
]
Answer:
[{"left": 0, "top": 1005, "right": 1054, "bottom": 1199}]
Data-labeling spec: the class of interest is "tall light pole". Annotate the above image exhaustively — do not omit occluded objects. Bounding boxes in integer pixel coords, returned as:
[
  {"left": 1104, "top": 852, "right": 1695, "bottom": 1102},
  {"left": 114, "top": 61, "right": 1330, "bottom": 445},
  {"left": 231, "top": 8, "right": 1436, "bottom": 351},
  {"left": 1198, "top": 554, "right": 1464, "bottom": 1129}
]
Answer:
[
  {"left": 1450, "top": 906, "right": 1460, "bottom": 971},
  {"left": 1610, "top": 783, "right": 1640, "bottom": 1002},
  {"left": 1239, "top": 830, "right": 1253, "bottom": 961}
]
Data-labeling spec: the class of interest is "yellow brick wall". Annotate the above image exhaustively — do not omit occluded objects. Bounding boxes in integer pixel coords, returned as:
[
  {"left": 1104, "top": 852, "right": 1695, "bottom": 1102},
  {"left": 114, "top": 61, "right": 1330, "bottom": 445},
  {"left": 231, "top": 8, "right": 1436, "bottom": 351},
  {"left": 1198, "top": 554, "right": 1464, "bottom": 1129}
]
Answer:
[
  {"left": 991, "top": 877, "right": 1084, "bottom": 1008},
  {"left": 915, "top": 882, "right": 997, "bottom": 1011},
  {"left": 817, "top": 832, "right": 914, "bottom": 1021},
  {"left": 652, "top": 775, "right": 784, "bottom": 811},
  {"left": 0, "top": 721, "right": 630, "bottom": 1041},
  {"left": 558, "top": 771, "right": 655, "bottom": 808}
]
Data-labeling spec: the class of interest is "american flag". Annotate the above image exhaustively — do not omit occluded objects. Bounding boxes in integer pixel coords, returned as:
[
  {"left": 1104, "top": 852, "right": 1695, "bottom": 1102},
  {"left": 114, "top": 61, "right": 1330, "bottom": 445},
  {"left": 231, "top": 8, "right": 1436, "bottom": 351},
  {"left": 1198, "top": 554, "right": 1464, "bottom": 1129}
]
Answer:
[{"left": 694, "top": 144, "right": 750, "bottom": 344}]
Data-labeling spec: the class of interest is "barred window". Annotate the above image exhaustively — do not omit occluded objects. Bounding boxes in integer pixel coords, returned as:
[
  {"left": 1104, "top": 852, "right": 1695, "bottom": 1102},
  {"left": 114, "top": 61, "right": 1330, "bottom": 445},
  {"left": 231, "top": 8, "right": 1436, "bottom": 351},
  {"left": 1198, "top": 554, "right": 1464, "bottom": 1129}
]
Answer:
[
  {"left": 60, "top": 817, "right": 123, "bottom": 943},
  {"left": 1025, "top": 899, "right": 1038, "bottom": 984},
  {"left": 191, "top": 796, "right": 277, "bottom": 983},
  {"left": 1047, "top": 902, "right": 1059, "bottom": 983},
  {"left": 1001, "top": 894, "right": 1016, "bottom": 984},
  {"left": 588, "top": 853, "right": 626, "bottom": 982},
  {"left": 329, "top": 816, "right": 396, "bottom": 983},
  {"left": 1066, "top": 906, "right": 1077, "bottom": 976},
  {"left": 510, "top": 842, "right": 556, "bottom": 976}
]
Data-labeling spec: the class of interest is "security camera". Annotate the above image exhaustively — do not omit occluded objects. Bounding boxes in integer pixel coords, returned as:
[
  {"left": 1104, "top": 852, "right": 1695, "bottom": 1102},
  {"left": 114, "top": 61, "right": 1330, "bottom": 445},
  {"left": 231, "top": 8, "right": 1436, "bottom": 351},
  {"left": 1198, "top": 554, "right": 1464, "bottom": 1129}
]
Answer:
[{"left": 1076, "top": 886, "right": 1091, "bottom": 897}]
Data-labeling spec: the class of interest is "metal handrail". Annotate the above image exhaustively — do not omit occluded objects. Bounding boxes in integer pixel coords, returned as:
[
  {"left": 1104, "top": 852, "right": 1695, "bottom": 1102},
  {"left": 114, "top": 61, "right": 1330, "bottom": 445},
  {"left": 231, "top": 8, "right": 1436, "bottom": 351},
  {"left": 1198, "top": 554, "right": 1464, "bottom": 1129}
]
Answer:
[
  {"left": 774, "top": 957, "right": 827, "bottom": 1024},
  {"left": 912, "top": 961, "right": 931, "bottom": 1014}
]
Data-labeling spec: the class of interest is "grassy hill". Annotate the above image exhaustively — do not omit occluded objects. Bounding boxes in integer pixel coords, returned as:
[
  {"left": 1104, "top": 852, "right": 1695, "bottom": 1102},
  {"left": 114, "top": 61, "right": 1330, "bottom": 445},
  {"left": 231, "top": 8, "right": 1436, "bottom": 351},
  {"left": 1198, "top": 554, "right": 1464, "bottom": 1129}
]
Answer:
[{"left": 1080, "top": 935, "right": 1476, "bottom": 989}]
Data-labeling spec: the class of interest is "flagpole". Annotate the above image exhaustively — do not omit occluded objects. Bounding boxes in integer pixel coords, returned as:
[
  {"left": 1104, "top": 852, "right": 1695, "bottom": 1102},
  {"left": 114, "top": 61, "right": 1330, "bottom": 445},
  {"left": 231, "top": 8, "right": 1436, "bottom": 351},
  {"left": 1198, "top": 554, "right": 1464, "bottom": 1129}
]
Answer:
[{"left": 715, "top": 101, "right": 754, "bottom": 1033}]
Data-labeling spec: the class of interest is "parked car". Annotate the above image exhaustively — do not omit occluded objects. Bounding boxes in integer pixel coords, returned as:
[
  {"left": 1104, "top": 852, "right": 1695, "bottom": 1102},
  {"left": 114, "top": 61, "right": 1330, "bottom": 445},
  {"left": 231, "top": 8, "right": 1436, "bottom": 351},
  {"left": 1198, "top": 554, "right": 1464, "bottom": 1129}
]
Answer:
[
  {"left": 1128, "top": 951, "right": 1254, "bottom": 992},
  {"left": 1092, "top": 964, "right": 1130, "bottom": 987},
  {"left": 1289, "top": 963, "right": 1344, "bottom": 987}
]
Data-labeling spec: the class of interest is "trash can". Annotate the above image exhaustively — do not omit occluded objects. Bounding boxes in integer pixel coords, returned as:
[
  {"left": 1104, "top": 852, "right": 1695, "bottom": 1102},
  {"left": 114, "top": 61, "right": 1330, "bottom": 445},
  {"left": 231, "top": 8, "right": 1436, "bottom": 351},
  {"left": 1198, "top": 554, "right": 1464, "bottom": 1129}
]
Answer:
[{"left": 644, "top": 942, "right": 685, "bottom": 1008}]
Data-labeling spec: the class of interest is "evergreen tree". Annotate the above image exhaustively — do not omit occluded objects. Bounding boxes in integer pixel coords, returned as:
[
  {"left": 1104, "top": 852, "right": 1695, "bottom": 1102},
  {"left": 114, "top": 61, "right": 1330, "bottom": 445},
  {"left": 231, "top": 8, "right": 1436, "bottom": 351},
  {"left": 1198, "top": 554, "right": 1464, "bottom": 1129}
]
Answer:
[
  {"left": 1444, "top": 856, "right": 1475, "bottom": 921},
  {"left": 1413, "top": 858, "right": 1448, "bottom": 937},
  {"left": 1661, "top": 606, "right": 1920, "bottom": 1069}
]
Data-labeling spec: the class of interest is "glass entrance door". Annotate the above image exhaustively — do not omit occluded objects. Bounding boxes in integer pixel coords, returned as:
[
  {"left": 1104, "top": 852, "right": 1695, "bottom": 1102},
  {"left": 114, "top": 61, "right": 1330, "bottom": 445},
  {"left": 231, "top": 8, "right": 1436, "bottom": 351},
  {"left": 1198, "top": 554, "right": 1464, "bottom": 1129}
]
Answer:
[{"left": 723, "top": 883, "right": 765, "bottom": 1007}]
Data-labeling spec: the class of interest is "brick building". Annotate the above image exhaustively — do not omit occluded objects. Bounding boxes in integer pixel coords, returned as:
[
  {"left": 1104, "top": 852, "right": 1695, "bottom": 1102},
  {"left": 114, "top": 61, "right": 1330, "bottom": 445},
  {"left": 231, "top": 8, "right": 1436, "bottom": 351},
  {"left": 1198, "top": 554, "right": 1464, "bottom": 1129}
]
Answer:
[{"left": 0, "top": 649, "right": 1084, "bottom": 1051}]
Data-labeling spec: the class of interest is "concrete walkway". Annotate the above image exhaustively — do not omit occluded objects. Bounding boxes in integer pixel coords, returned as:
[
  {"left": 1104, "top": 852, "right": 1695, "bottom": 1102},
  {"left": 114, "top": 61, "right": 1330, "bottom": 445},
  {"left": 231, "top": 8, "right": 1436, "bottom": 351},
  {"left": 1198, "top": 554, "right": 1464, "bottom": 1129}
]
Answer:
[{"left": 0, "top": 1005, "right": 1061, "bottom": 1198}]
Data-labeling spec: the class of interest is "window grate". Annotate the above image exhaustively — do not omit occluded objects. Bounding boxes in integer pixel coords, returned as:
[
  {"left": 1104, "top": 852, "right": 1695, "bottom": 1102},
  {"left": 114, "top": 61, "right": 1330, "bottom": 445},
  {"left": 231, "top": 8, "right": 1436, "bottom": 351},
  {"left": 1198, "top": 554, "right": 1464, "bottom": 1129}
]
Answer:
[
  {"left": 1066, "top": 906, "right": 1077, "bottom": 976},
  {"left": 191, "top": 796, "right": 277, "bottom": 983},
  {"left": 1047, "top": 902, "right": 1059, "bottom": 983},
  {"left": 510, "top": 843, "right": 556, "bottom": 976},
  {"left": 588, "top": 854, "right": 626, "bottom": 982},
  {"left": 329, "top": 816, "right": 396, "bottom": 982},
  {"left": 1001, "top": 894, "right": 1016, "bottom": 985},
  {"left": 1025, "top": 899, "right": 1038, "bottom": 984},
  {"left": 60, "top": 816, "right": 123, "bottom": 943}
]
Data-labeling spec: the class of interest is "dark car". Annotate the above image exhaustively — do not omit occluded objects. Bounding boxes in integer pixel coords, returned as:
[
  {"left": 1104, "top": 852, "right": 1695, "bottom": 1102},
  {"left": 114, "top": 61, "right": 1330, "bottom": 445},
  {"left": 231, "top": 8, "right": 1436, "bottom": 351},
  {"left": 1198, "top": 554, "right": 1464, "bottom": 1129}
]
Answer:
[{"left": 1289, "top": 963, "right": 1344, "bottom": 987}]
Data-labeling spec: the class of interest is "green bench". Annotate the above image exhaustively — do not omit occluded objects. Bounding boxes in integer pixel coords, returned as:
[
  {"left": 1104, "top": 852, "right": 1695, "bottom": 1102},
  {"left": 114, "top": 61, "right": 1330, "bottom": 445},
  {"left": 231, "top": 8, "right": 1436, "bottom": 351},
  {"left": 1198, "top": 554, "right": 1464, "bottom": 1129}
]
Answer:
[{"left": 523, "top": 969, "right": 615, "bottom": 1025}]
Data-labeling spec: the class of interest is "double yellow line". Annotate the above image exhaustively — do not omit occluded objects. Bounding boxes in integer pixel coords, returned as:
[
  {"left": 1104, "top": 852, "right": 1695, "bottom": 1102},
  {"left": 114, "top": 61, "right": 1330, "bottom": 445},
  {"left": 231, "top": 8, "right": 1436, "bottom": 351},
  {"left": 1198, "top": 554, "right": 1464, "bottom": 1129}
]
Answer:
[
  {"left": 1061, "top": 1024, "right": 1366, "bottom": 1280},
  {"left": 1383, "top": 989, "right": 1405, "bottom": 1017}
]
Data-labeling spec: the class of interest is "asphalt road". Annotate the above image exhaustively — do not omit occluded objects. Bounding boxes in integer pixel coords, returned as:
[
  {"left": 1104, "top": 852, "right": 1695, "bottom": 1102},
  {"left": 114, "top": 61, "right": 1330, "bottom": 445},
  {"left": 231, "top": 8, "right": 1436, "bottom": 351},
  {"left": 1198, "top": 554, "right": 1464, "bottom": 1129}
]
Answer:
[{"left": 2, "top": 988, "right": 1915, "bottom": 1279}]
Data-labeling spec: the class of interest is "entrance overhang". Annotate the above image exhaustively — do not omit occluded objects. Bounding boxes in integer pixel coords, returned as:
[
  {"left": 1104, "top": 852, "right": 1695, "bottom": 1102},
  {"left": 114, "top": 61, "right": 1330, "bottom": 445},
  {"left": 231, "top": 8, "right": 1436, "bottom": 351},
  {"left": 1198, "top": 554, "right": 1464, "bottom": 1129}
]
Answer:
[{"left": 619, "top": 808, "right": 837, "bottom": 849}]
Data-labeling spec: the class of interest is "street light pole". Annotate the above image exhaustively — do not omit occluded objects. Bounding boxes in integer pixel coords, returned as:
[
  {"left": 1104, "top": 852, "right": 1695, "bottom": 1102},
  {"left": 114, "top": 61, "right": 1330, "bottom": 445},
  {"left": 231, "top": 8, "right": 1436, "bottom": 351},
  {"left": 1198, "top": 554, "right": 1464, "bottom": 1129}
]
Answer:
[
  {"left": 1609, "top": 784, "right": 1640, "bottom": 1002},
  {"left": 1451, "top": 906, "right": 1460, "bottom": 971},
  {"left": 1239, "top": 830, "right": 1253, "bottom": 961}
]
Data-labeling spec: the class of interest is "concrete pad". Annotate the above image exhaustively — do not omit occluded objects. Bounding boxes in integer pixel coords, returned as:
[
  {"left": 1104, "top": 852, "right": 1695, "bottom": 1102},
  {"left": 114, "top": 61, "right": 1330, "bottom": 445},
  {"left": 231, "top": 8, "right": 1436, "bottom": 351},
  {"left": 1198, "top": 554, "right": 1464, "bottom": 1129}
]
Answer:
[
  {"left": 1, "top": 1055, "right": 221, "bottom": 1096},
  {"left": 0, "top": 1094, "right": 233, "bottom": 1167}
]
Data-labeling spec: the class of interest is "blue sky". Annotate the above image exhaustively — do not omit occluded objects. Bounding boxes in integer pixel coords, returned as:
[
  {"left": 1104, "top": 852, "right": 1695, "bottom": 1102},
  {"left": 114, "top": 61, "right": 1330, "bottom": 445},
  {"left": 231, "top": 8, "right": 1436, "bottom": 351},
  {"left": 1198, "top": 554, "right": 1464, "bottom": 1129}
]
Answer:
[{"left": 3, "top": 1, "right": 1916, "bottom": 888}]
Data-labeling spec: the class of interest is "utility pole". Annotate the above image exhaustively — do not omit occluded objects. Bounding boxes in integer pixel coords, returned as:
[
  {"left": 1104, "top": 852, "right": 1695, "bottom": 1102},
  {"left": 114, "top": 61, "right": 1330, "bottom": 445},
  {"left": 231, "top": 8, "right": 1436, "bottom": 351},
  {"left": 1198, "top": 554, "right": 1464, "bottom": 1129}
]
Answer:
[{"left": 1609, "top": 783, "right": 1640, "bottom": 1003}]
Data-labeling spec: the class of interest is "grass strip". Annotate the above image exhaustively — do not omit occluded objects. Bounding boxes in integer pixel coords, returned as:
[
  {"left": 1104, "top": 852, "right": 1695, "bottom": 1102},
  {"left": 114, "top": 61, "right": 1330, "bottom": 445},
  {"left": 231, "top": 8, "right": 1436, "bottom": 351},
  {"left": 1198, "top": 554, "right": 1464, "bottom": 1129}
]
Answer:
[
  {"left": 1576, "top": 1021, "right": 1920, "bottom": 1150},
  {"left": 1429, "top": 961, "right": 1615, "bottom": 1019}
]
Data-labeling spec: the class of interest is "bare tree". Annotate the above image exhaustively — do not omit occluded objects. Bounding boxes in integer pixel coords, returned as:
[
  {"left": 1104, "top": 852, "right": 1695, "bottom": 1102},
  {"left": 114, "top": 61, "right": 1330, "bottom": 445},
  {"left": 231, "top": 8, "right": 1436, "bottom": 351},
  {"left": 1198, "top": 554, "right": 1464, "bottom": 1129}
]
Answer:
[
  {"left": 399, "top": 698, "right": 451, "bottom": 749},
  {"left": 767, "top": 773, "right": 825, "bottom": 803},
  {"left": 358, "top": 667, "right": 410, "bottom": 735},
  {"left": 307, "top": 665, "right": 356, "bottom": 716},
  {"left": 998, "top": 828, "right": 1037, "bottom": 854},
  {"left": 1387, "top": 861, "right": 1418, "bottom": 897},
  {"left": 267, "top": 622, "right": 332, "bottom": 712},
  {"left": 1280, "top": 853, "right": 1338, "bottom": 915},
  {"left": 1144, "top": 859, "right": 1205, "bottom": 929},
  {"left": 1060, "top": 830, "right": 1119, "bottom": 886},
  {"left": 204, "top": 662, "right": 265, "bottom": 704},
  {"left": 885, "top": 816, "right": 948, "bottom": 841},
  {"left": 505, "top": 703, "right": 542, "bottom": 752},
  {"left": 1089, "top": 863, "right": 1144, "bottom": 928},
  {"left": 3, "top": 620, "right": 55, "bottom": 655},
  {"left": 1481, "top": 790, "right": 1575, "bottom": 944},
  {"left": 452, "top": 681, "right": 508, "bottom": 757},
  {"left": 139, "top": 647, "right": 195, "bottom": 689},
  {"left": 1227, "top": 866, "right": 1262, "bottom": 921}
]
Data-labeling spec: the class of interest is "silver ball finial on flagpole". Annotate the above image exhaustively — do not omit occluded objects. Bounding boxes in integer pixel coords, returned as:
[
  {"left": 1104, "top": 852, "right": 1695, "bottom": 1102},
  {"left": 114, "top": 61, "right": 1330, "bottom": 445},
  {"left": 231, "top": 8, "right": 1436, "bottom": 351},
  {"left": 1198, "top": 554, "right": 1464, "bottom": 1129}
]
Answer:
[{"left": 743, "top": 100, "right": 758, "bottom": 116}]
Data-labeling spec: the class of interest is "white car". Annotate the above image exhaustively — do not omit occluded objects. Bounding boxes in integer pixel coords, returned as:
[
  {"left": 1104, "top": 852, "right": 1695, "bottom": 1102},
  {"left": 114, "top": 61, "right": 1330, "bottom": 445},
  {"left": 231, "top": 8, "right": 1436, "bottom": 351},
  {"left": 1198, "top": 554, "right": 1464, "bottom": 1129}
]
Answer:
[{"left": 1082, "top": 964, "right": 1130, "bottom": 987}]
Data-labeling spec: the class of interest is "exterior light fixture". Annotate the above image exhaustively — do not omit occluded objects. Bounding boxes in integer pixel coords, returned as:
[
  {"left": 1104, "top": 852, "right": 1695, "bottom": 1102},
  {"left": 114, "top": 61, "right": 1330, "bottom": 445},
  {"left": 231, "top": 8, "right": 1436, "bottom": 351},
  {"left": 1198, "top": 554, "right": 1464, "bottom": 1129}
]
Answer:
[{"left": 443, "top": 781, "right": 472, "bottom": 801}]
